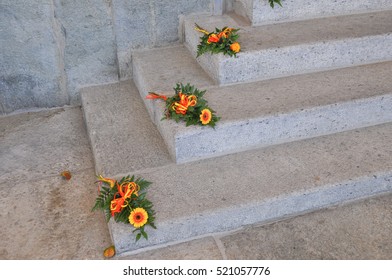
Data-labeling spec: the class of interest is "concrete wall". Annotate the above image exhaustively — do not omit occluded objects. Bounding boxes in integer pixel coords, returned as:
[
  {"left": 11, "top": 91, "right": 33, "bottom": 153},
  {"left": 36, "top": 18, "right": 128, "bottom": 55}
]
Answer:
[
  {"left": 113, "top": 0, "right": 213, "bottom": 80},
  {"left": 0, "top": 0, "right": 213, "bottom": 114},
  {"left": 0, "top": 0, "right": 68, "bottom": 114}
]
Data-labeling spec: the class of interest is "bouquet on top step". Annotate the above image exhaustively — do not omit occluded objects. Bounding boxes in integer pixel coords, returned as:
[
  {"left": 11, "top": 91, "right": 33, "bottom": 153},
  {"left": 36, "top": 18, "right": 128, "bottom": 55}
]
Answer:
[{"left": 195, "top": 23, "right": 241, "bottom": 57}]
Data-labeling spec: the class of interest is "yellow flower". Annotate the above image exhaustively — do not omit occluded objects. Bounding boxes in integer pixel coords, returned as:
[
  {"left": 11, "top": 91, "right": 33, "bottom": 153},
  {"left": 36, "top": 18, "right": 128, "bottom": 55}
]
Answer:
[
  {"left": 200, "top": 108, "right": 212, "bottom": 125},
  {"left": 129, "top": 208, "right": 149, "bottom": 228},
  {"left": 230, "top": 42, "right": 241, "bottom": 53}
]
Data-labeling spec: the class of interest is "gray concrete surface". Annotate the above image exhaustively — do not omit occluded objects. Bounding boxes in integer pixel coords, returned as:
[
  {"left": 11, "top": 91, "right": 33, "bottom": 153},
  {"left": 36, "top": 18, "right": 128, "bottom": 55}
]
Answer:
[
  {"left": 236, "top": 0, "right": 392, "bottom": 26},
  {"left": 220, "top": 194, "right": 392, "bottom": 259},
  {"left": 133, "top": 44, "right": 392, "bottom": 163},
  {"left": 80, "top": 81, "right": 172, "bottom": 177},
  {"left": 1, "top": 99, "right": 391, "bottom": 259},
  {"left": 0, "top": 107, "right": 111, "bottom": 259},
  {"left": 120, "top": 194, "right": 392, "bottom": 260},
  {"left": 113, "top": 0, "right": 213, "bottom": 80},
  {"left": 0, "top": 0, "right": 68, "bottom": 114},
  {"left": 185, "top": 11, "right": 392, "bottom": 84},
  {"left": 55, "top": 0, "right": 119, "bottom": 104},
  {"left": 107, "top": 121, "right": 392, "bottom": 253}
]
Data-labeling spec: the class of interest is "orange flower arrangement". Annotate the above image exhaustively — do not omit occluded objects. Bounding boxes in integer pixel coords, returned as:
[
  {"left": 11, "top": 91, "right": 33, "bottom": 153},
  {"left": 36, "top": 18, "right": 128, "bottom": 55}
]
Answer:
[
  {"left": 147, "top": 83, "right": 220, "bottom": 127},
  {"left": 93, "top": 175, "right": 156, "bottom": 241},
  {"left": 195, "top": 23, "right": 240, "bottom": 57}
]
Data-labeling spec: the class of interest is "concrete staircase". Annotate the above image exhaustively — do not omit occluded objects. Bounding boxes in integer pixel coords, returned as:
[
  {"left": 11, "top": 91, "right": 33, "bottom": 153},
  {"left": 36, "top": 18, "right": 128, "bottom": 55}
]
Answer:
[{"left": 81, "top": 2, "right": 392, "bottom": 255}]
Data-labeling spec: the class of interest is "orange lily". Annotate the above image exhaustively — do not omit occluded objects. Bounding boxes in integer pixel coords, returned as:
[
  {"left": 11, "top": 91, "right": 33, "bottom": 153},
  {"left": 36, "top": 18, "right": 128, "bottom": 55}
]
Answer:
[
  {"left": 171, "top": 92, "right": 197, "bottom": 115},
  {"left": 110, "top": 181, "right": 140, "bottom": 216},
  {"left": 207, "top": 33, "right": 220, "bottom": 44}
]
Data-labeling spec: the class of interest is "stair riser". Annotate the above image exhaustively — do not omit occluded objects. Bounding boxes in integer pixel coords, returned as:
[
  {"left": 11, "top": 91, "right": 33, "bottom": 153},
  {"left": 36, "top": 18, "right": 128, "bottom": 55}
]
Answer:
[
  {"left": 236, "top": 0, "right": 392, "bottom": 26},
  {"left": 189, "top": 33, "right": 392, "bottom": 85},
  {"left": 112, "top": 172, "right": 392, "bottom": 254},
  {"left": 174, "top": 94, "right": 392, "bottom": 163}
]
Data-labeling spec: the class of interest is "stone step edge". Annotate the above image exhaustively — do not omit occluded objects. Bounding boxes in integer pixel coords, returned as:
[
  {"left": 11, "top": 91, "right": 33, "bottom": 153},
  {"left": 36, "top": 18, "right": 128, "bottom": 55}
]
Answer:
[
  {"left": 110, "top": 171, "right": 392, "bottom": 254},
  {"left": 236, "top": 0, "right": 392, "bottom": 26},
  {"left": 184, "top": 12, "right": 392, "bottom": 84},
  {"left": 150, "top": 93, "right": 392, "bottom": 163}
]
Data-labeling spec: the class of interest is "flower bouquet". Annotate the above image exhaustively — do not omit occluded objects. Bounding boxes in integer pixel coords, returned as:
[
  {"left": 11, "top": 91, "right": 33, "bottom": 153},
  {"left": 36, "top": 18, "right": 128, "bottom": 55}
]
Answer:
[
  {"left": 92, "top": 175, "right": 156, "bottom": 241},
  {"left": 195, "top": 23, "right": 240, "bottom": 57},
  {"left": 146, "top": 83, "right": 220, "bottom": 127}
]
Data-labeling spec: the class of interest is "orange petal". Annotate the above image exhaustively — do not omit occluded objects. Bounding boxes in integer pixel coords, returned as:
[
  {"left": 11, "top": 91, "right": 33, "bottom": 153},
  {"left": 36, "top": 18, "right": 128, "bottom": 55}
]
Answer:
[
  {"left": 60, "top": 170, "right": 72, "bottom": 180},
  {"left": 146, "top": 92, "right": 168, "bottom": 101},
  {"left": 103, "top": 245, "right": 116, "bottom": 258}
]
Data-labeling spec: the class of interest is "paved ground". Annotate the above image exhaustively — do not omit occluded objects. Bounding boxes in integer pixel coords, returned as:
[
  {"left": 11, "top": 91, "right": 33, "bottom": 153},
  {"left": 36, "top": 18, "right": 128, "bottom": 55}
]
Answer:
[{"left": 0, "top": 106, "right": 391, "bottom": 259}]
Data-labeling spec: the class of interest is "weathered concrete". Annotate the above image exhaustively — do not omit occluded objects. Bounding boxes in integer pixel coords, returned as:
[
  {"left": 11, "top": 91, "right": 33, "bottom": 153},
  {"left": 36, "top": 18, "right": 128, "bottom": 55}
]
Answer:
[
  {"left": 108, "top": 123, "right": 392, "bottom": 253},
  {"left": 185, "top": 11, "right": 392, "bottom": 84},
  {"left": 221, "top": 194, "right": 392, "bottom": 259},
  {"left": 0, "top": 107, "right": 94, "bottom": 185},
  {"left": 55, "top": 0, "right": 119, "bottom": 104},
  {"left": 80, "top": 80, "right": 172, "bottom": 177},
  {"left": 0, "top": 107, "right": 111, "bottom": 259},
  {"left": 0, "top": 0, "right": 68, "bottom": 114},
  {"left": 119, "top": 194, "right": 392, "bottom": 259},
  {"left": 133, "top": 43, "right": 392, "bottom": 163},
  {"left": 133, "top": 45, "right": 214, "bottom": 121},
  {"left": 234, "top": 0, "right": 392, "bottom": 26},
  {"left": 118, "top": 237, "right": 223, "bottom": 259},
  {"left": 112, "top": 0, "right": 213, "bottom": 80},
  {"left": 0, "top": 171, "right": 111, "bottom": 259}
]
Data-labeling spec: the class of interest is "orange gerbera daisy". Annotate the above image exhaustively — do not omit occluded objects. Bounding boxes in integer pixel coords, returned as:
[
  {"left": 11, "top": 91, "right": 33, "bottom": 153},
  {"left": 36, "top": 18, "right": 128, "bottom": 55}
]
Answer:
[
  {"left": 129, "top": 208, "right": 148, "bottom": 228},
  {"left": 200, "top": 108, "right": 212, "bottom": 125},
  {"left": 230, "top": 42, "right": 241, "bottom": 53}
]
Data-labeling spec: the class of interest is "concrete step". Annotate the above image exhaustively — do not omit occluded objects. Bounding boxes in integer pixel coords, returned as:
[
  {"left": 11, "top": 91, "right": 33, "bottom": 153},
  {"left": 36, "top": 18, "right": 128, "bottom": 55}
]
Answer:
[
  {"left": 80, "top": 80, "right": 173, "bottom": 177},
  {"left": 184, "top": 10, "right": 392, "bottom": 84},
  {"left": 109, "top": 122, "right": 392, "bottom": 254},
  {"left": 133, "top": 45, "right": 392, "bottom": 163},
  {"left": 233, "top": 0, "right": 392, "bottom": 26},
  {"left": 79, "top": 79, "right": 391, "bottom": 255}
]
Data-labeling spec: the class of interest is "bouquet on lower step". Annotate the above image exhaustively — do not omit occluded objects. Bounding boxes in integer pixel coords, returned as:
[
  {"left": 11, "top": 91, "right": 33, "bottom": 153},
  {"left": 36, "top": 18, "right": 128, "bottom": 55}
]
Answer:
[{"left": 92, "top": 175, "right": 156, "bottom": 241}]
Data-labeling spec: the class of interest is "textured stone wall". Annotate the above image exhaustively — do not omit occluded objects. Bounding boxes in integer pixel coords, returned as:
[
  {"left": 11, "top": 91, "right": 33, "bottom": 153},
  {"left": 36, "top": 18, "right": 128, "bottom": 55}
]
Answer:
[
  {"left": 55, "top": 0, "right": 119, "bottom": 104},
  {"left": 112, "top": 0, "right": 213, "bottom": 80},
  {"left": 0, "top": 0, "right": 68, "bottom": 114},
  {"left": 0, "top": 0, "right": 213, "bottom": 113}
]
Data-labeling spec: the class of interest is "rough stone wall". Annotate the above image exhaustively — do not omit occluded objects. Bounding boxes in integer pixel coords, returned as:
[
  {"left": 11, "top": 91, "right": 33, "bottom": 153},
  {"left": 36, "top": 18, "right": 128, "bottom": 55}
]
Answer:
[
  {"left": 0, "top": 0, "right": 68, "bottom": 114},
  {"left": 0, "top": 0, "right": 213, "bottom": 113},
  {"left": 55, "top": 0, "right": 119, "bottom": 104},
  {"left": 112, "top": 0, "right": 213, "bottom": 80}
]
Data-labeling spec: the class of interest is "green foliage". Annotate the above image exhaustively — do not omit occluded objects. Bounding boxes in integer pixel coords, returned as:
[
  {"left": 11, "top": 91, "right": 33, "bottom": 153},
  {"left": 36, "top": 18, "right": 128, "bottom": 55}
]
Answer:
[
  {"left": 269, "top": 0, "right": 282, "bottom": 8},
  {"left": 162, "top": 83, "right": 220, "bottom": 128},
  {"left": 92, "top": 175, "right": 155, "bottom": 241},
  {"left": 196, "top": 25, "right": 240, "bottom": 58}
]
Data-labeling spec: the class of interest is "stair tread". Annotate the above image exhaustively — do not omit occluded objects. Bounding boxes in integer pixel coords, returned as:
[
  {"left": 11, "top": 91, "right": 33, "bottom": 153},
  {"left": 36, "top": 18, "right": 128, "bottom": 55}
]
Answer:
[
  {"left": 133, "top": 45, "right": 215, "bottom": 93},
  {"left": 184, "top": 10, "right": 392, "bottom": 84},
  {"left": 133, "top": 42, "right": 392, "bottom": 162},
  {"left": 188, "top": 10, "right": 392, "bottom": 52},
  {"left": 110, "top": 122, "right": 392, "bottom": 253},
  {"left": 208, "top": 61, "right": 392, "bottom": 122},
  {"left": 80, "top": 80, "right": 173, "bottom": 177}
]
